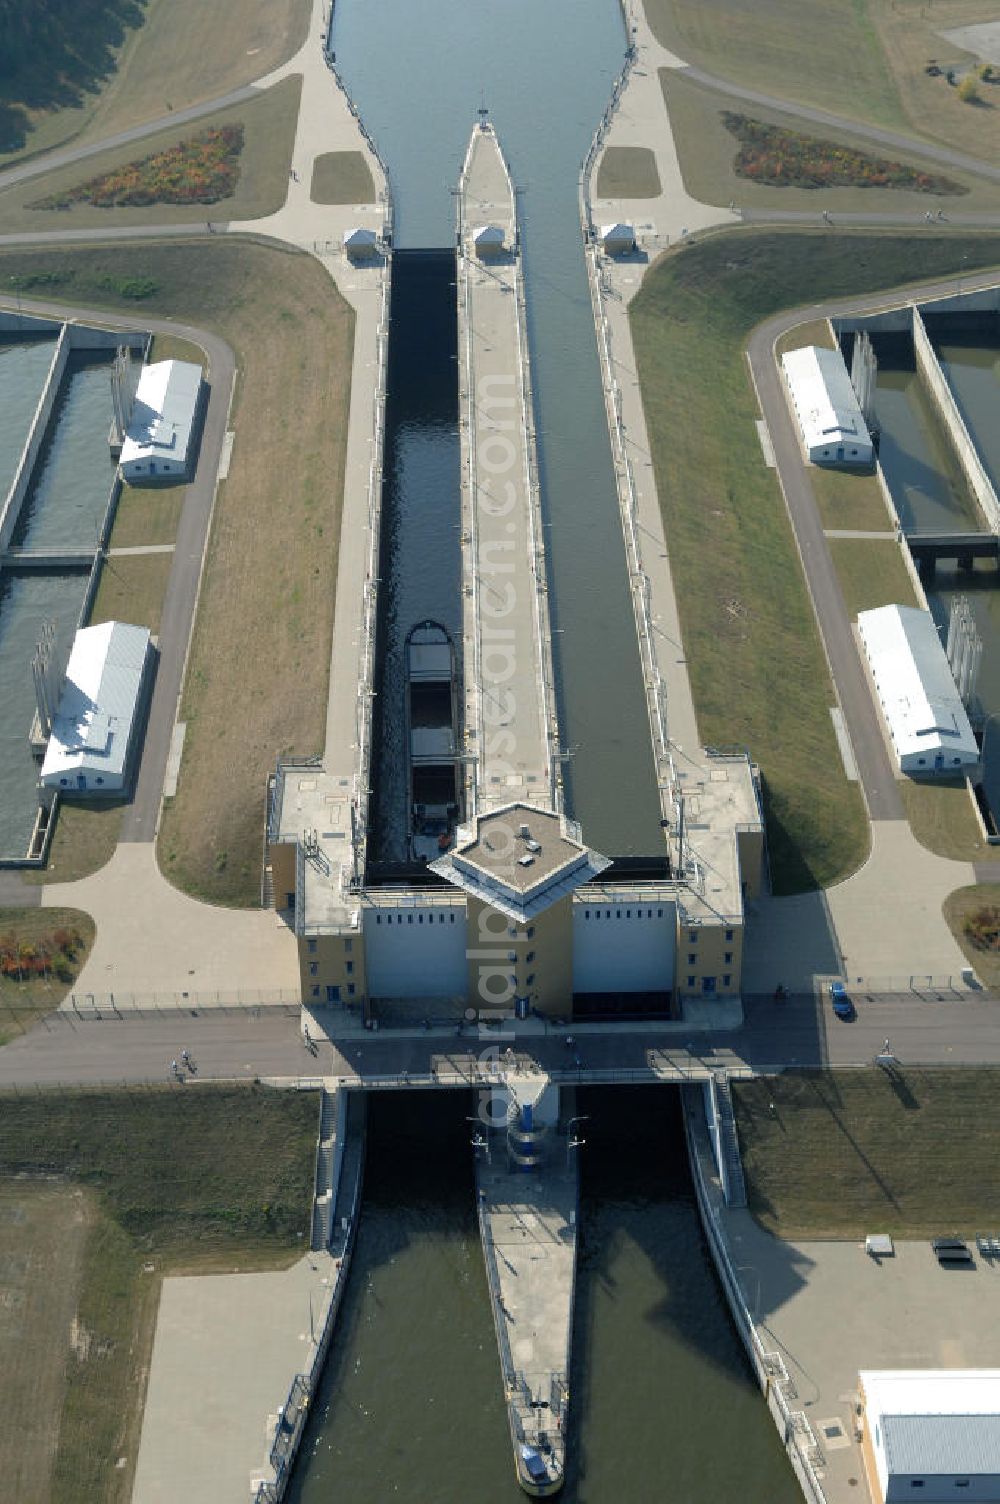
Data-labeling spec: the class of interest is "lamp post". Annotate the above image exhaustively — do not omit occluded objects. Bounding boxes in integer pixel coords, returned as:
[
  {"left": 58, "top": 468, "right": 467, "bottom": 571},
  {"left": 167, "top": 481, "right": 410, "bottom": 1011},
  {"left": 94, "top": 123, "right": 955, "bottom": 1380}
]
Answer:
[{"left": 566, "top": 1115, "right": 588, "bottom": 1168}]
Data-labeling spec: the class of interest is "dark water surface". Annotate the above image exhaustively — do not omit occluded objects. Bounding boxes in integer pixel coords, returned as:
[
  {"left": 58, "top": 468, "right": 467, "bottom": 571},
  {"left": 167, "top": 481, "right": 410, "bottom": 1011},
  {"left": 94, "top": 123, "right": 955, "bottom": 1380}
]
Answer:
[{"left": 288, "top": 1090, "right": 801, "bottom": 1503}]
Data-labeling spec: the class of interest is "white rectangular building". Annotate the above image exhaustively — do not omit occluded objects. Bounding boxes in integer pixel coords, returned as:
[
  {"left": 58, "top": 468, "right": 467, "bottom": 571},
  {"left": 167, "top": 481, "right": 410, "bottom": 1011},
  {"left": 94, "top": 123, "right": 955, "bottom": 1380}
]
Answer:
[
  {"left": 862, "top": 1370, "right": 1000, "bottom": 1502},
  {"left": 39, "top": 621, "right": 153, "bottom": 794},
  {"left": 119, "top": 359, "right": 202, "bottom": 482},
  {"left": 781, "top": 344, "right": 873, "bottom": 465},
  {"left": 858, "top": 603, "right": 979, "bottom": 775}
]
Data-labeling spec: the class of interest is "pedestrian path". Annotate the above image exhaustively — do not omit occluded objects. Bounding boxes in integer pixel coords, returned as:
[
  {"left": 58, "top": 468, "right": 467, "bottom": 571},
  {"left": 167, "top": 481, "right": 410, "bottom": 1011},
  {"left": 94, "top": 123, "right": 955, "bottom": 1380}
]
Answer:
[{"left": 43, "top": 844, "right": 298, "bottom": 999}]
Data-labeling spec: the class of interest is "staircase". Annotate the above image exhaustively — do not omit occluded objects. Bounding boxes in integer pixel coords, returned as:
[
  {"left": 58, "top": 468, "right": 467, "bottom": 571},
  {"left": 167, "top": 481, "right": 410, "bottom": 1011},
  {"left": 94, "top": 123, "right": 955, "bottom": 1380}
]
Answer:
[{"left": 714, "top": 1076, "right": 747, "bottom": 1209}]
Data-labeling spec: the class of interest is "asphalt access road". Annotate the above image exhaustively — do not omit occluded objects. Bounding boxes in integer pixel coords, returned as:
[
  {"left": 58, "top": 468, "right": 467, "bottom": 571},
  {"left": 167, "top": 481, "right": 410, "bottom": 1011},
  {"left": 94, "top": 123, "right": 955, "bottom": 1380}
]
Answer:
[{"left": 1, "top": 989, "right": 999, "bottom": 1088}]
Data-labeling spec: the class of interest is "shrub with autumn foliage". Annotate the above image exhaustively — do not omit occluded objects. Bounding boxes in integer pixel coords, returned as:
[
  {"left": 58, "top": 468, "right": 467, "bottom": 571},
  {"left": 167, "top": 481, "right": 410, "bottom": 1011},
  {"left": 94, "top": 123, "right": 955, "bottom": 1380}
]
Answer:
[
  {"left": 964, "top": 906, "right": 1000, "bottom": 953},
  {"left": 33, "top": 125, "right": 245, "bottom": 210},
  {"left": 0, "top": 924, "right": 85, "bottom": 982},
  {"left": 723, "top": 113, "right": 966, "bottom": 196}
]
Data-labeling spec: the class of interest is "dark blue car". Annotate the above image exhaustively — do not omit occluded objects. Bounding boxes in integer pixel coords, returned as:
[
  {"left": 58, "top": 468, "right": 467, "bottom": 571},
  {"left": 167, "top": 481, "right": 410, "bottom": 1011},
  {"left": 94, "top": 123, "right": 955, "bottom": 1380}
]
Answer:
[{"left": 830, "top": 981, "right": 854, "bottom": 1020}]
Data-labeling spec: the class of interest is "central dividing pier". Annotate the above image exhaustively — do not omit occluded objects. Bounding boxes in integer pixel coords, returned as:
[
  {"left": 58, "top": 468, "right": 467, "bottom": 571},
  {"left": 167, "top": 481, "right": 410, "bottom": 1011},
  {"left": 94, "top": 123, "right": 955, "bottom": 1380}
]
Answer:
[{"left": 476, "top": 1079, "right": 576, "bottom": 1497}]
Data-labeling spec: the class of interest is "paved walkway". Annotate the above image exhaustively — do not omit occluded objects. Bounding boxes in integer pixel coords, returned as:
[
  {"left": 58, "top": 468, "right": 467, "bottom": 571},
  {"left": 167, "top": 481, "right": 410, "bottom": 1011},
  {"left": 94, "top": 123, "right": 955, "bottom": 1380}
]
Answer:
[
  {"left": 132, "top": 1249, "right": 337, "bottom": 1504},
  {"left": 42, "top": 845, "right": 298, "bottom": 1000}
]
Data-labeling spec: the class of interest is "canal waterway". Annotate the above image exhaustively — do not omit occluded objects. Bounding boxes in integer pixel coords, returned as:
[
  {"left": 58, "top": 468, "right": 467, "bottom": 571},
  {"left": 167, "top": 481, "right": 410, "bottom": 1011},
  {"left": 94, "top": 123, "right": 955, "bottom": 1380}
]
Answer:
[
  {"left": 333, "top": 0, "right": 663, "bottom": 855},
  {"left": 925, "top": 312, "right": 1000, "bottom": 503},
  {"left": 13, "top": 352, "right": 116, "bottom": 552},
  {"left": 0, "top": 336, "right": 57, "bottom": 504},
  {"left": 287, "top": 1088, "right": 800, "bottom": 1503},
  {"left": 0, "top": 570, "right": 89, "bottom": 857},
  {"left": 368, "top": 252, "right": 462, "bottom": 868},
  {"left": 869, "top": 332, "right": 980, "bottom": 534}
]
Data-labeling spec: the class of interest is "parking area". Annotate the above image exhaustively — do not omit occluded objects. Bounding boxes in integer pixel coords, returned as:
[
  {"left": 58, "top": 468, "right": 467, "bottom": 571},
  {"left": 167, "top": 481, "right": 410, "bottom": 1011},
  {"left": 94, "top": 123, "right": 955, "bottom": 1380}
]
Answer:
[{"left": 724, "top": 1221, "right": 1000, "bottom": 1503}]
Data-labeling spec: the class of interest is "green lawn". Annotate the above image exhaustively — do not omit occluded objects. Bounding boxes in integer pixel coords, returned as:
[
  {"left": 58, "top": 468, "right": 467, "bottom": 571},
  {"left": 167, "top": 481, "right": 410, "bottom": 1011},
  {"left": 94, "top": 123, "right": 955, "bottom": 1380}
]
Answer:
[
  {"left": 812, "top": 467, "right": 894, "bottom": 533},
  {"left": 903, "top": 780, "right": 992, "bottom": 864},
  {"left": 108, "top": 485, "right": 184, "bottom": 550},
  {"left": 827, "top": 538, "right": 918, "bottom": 620},
  {"left": 0, "top": 238, "right": 355, "bottom": 907},
  {"left": 733, "top": 1068, "right": 1000, "bottom": 1236},
  {"left": 595, "top": 146, "right": 662, "bottom": 199},
  {"left": 310, "top": 150, "right": 376, "bottom": 205},
  {"left": 0, "top": 78, "right": 301, "bottom": 232},
  {"left": 23, "top": 801, "right": 127, "bottom": 887},
  {"left": 0, "top": 1083, "right": 318, "bottom": 1504},
  {"left": 629, "top": 228, "right": 1000, "bottom": 893},
  {"left": 89, "top": 550, "right": 173, "bottom": 637}
]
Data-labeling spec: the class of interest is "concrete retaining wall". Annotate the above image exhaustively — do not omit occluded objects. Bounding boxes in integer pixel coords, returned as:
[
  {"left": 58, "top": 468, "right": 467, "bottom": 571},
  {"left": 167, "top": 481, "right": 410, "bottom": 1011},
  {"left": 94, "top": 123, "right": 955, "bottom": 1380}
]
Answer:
[
  {"left": 912, "top": 304, "right": 1000, "bottom": 533},
  {"left": 0, "top": 323, "right": 70, "bottom": 553},
  {"left": 682, "top": 1085, "right": 828, "bottom": 1504},
  {"left": 0, "top": 320, "right": 146, "bottom": 556},
  {"left": 255, "top": 1090, "right": 366, "bottom": 1504}
]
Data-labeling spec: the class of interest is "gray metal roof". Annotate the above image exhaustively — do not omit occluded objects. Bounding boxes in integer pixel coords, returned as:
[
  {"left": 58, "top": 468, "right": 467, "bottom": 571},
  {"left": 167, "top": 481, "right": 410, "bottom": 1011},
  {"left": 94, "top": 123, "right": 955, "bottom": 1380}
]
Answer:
[{"left": 884, "top": 1413, "right": 1000, "bottom": 1476}]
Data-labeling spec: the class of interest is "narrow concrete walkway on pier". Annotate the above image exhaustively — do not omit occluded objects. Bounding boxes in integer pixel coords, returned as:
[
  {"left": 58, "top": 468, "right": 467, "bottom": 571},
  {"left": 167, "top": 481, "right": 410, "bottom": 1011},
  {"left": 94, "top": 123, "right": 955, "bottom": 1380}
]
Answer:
[
  {"left": 477, "top": 1081, "right": 576, "bottom": 1490},
  {"left": 458, "top": 122, "right": 558, "bottom": 811}
]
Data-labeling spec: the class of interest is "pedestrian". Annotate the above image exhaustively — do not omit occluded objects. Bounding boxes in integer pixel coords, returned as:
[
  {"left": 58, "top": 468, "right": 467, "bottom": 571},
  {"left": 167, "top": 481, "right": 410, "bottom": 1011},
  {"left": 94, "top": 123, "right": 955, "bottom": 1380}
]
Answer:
[
  {"left": 181, "top": 1048, "right": 189, "bottom": 1066},
  {"left": 170, "top": 1059, "right": 178, "bottom": 1075},
  {"left": 882, "top": 1038, "right": 891, "bottom": 1056}
]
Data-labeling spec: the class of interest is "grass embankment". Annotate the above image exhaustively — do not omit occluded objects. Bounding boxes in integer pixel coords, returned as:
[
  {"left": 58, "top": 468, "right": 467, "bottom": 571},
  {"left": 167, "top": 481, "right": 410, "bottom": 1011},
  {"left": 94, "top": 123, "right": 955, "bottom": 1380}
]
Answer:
[
  {"left": 945, "top": 882, "right": 1000, "bottom": 989},
  {"left": 0, "top": 908, "right": 95, "bottom": 1043},
  {"left": 733, "top": 1068, "right": 1000, "bottom": 1236},
  {"left": 642, "top": 0, "right": 1000, "bottom": 162},
  {"left": 0, "top": 78, "right": 301, "bottom": 231},
  {"left": 310, "top": 150, "right": 376, "bottom": 205},
  {"left": 643, "top": 0, "right": 904, "bottom": 131},
  {"left": 595, "top": 145, "right": 662, "bottom": 199},
  {"left": 0, "top": 1083, "right": 318, "bottom": 1504},
  {"left": 660, "top": 69, "right": 1000, "bottom": 215},
  {"left": 629, "top": 228, "right": 1000, "bottom": 892},
  {"left": 0, "top": 0, "right": 310, "bottom": 167},
  {"left": 0, "top": 239, "right": 355, "bottom": 905}
]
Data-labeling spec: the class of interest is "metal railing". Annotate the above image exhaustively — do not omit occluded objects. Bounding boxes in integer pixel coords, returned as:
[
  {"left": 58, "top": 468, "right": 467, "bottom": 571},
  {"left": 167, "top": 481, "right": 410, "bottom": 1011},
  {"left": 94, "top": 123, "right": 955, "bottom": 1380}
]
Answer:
[
  {"left": 61, "top": 987, "right": 301, "bottom": 1015},
  {"left": 682, "top": 1088, "right": 828, "bottom": 1504},
  {"left": 576, "top": 6, "right": 679, "bottom": 828}
]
